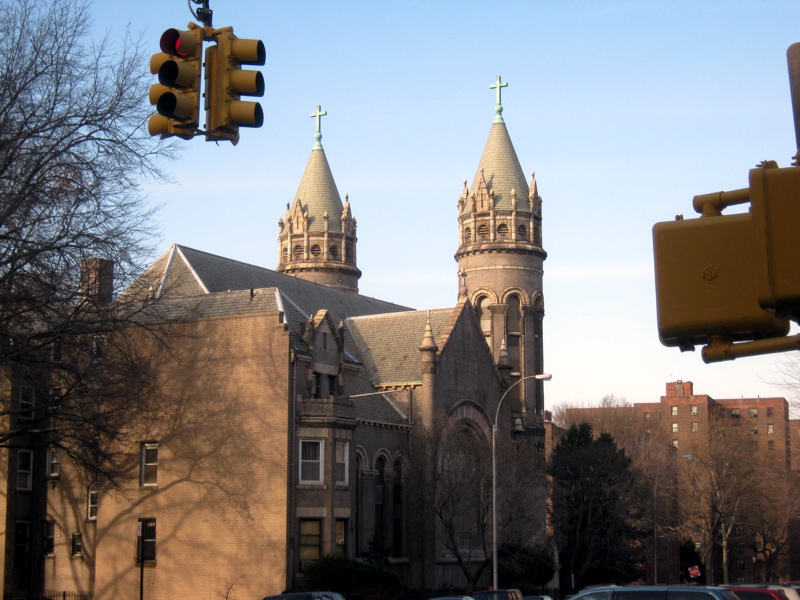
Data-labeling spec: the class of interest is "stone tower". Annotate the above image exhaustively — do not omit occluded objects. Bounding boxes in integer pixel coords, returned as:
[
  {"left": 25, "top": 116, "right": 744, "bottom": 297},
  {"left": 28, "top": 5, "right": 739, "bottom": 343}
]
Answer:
[
  {"left": 277, "top": 106, "right": 361, "bottom": 292},
  {"left": 455, "top": 78, "right": 547, "bottom": 423}
]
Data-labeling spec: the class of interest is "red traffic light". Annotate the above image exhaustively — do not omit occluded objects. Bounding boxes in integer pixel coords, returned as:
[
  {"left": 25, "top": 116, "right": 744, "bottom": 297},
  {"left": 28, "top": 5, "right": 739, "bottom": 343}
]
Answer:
[{"left": 159, "top": 28, "right": 199, "bottom": 58}]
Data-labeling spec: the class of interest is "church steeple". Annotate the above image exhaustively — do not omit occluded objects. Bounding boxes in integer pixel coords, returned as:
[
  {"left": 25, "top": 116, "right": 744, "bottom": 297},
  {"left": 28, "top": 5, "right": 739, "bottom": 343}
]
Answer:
[
  {"left": 277, "top": 106, "right": 361, "bottom": 292},
  {"left": 455, "top": 78, "right": 546, "bottom": 423}
]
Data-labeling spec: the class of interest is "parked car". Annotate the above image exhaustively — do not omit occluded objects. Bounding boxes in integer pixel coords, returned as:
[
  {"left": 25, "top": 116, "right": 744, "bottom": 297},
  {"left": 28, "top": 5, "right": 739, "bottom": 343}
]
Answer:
[
  {"left": 428, "top": 597, "right": 475, "bottom": 600},
  {"left": 473, "top": 590, "right": 524, "bottom": 600},
  {"left": 722, "top": 585, "right": 800, "bottom": 600},
  {"left": 725, "top": 587, "right": 789, "bottom": 600},
  {"left": 524, "top": 596, "right": 554, "bottom": 600},
  {"left": 262, "top": 593, "right": 345, "bottom": 600},
  {"left": 569, "top": 585, "right": 740, "bottom": 600}
]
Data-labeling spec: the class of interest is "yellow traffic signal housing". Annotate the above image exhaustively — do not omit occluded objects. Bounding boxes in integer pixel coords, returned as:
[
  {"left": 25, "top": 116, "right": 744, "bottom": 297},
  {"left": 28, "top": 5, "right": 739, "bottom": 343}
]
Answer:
[
  {"left": 749, "top": 163, "right": 800, "bottom": 320},
  {"left": 148, "top": 26, "right": 204, "bottom": 139},
  {"left": 205, "top": 27, "right": 265, "bottom": 144},
  {"left": 653, "top": 210, "right": 790, "bottom": 351}
]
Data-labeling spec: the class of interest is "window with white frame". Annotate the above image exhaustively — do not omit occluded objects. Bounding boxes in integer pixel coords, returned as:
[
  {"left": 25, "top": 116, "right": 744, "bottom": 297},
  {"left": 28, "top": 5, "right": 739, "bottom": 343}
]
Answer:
[
  {"left": 17, "top": 450, "right": 33, "bottom": 491},
  {"left": 334, "top": 440, "right": 349, "bottom": 486},
  {"left": 672, "top": 422, "right": 679, "bottom": 433},
  {"left": 140, "top": 443, "right": 158, "bottom": 486},
  {"left": 768, "top": 424, "right": 775, "bottom": 435},
  {"left": 87, "top": 484, "right": 99, "bottom": 520},
  {"left": 299, "top": 439, "right": 323, "bottom": 484},
  {"left": 671, "top": 405, "right": 678, "bottom": 416},
  {"left": 691, "top": 422, "right": 698, "bottom": 433},
  {"left": 750, "top": 407, "right": 758, "bottom": 418},
  {"left": 690, "top": 405, "right": 698, "bottom": 415},
  {"left": 47, "top": 448, "right": 59, "bottom": 478}
]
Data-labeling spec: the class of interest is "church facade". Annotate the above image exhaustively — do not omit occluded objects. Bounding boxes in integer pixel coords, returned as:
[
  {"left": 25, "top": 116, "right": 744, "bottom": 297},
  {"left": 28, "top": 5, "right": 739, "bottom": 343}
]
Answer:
[{"left": 0, "top": 83, "right": 549, "bottom": 599}]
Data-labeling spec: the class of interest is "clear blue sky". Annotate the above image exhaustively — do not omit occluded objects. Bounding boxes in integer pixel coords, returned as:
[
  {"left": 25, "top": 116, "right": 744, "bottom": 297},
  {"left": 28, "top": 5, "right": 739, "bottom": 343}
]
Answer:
[{"left": 91, "top": 0, "right": 800, "bottom": 410}]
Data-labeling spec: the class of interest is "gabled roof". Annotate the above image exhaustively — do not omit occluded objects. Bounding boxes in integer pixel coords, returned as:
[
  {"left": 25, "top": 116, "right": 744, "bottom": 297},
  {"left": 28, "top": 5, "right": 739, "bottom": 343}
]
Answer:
[
  {"left": 345, "top": 308, "right": 453, "bottom": 389},
  {"left": 141, "top": 245, "right": 410, "bottom": 321}
]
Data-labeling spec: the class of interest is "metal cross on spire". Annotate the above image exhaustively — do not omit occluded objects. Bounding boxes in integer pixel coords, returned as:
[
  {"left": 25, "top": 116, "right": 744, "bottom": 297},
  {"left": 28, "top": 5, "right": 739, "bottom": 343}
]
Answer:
[
  {"left": 490, "top": 76, "right": 508, "bottom": 123},
  {"left": 311, "top": 105, "right": 327, "bottom": 149}
]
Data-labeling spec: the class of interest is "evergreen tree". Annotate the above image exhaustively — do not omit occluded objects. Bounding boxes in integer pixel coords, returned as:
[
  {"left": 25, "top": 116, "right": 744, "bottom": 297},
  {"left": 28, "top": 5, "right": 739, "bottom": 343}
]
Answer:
[{"left": 548, "top": 423, "right": 646, "bottom": 591}]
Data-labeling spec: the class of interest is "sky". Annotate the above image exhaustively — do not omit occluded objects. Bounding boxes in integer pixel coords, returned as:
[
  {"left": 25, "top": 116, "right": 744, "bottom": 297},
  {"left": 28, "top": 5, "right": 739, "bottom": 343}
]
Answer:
[{"left": 89, "top": 0, "right": 800, "bottom": 411}]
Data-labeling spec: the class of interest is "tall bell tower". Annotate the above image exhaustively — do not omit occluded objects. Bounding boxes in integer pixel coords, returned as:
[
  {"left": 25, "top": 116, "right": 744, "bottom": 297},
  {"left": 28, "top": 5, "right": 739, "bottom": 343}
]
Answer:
[
  {"left": 455, "top": 78, "right": 547, "bottom": 423},
  {"left": 277, "top": 106, "right": 361, "bottom": 292}
]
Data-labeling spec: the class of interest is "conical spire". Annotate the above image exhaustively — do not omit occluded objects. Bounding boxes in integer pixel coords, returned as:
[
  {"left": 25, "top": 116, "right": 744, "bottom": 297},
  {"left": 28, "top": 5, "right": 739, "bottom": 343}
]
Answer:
[
  {"left": 462, "top": 77, "right": 528, "bottom": 215},
  {"left": 293, "top": 105, "right": 345, "bottom": 233},
  {"left": 277, "top": 107, "right": 361, "bottom": 292}
]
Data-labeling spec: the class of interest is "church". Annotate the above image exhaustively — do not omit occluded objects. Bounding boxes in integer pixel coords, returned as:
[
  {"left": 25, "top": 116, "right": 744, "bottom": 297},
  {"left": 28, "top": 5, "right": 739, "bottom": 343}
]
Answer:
[{"left": 1, "top": 81, "right": 549, "bottom": 599}]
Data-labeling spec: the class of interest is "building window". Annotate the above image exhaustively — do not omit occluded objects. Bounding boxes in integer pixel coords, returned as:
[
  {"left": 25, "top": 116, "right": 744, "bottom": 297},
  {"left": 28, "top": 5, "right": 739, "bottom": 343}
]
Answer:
[
  {"left": 47, "top": 448, "right": 60, "bottom": 478},
  {"left": 691, "top": 422, "right": 698, "bottom": 433},
  {"left": 91, "top": 335, "right": 105, "bottom": 361},
  {"left": 140, "top": 443, "right": 158, "bottom": 486},
  {"left": 731, "top": 408, "right": 740, "bottom": 418},
  {"left": 19, "top": 386, "right": 34, "bottom": 421},
  {"left": 768, "top": 424, "right": 774, "bottom": 435},
  {"left": 71, "top": 533, "right": 83, "bottom": 556},
  {"left": 751, "top": 425, "right": 759, "bottom": 435},
  {"left": 643, "top": 412, "right": 650, "bottom": 420},
  {"left": 43, "top": 521, "right": 55, "bottom": 556},
  {"left": 14, "top": 522, "right": 30, "bottom": 574},
  {"left": 299, "top": 519, "right": 321, "bottom": 568},
  {"left": 671, "top": 406, "right": 678, "bottom": 416},
  {"left": 672, "top": 422, "right": 679, "bottom": 433},
  {"left": 767, "top": 407, "right": 774, "bottom": 418},
  {"left": 299, "top": 439, "right": 323, "bottom": 484},
  {"left": 672, "top": 440, "right": 679, "bottom": 448},
  {"left": 334, "top": 440, "right": 348, "bottom": 486},
  {"left": 691, "top": 405, "right": 698, "bottom": 415},
  {"left": 87, "top": 484, "right": 99, "bottom": 520},
  {"left": 392, "top": 458, "right": 404, "bottom": 558},
  {"left": 768, "top": 440, "right": 775, "bottom": 450},
  {"left": 17, "top": 450, "right": 33, "bottom": 491},
  {"left": 137, "top": 518, "right": 156, "bottom": 564},
  {"left": 750, "top": 407, "right": 758, "bottom": 418},
  {"left": 335, "top": 518, "right": 347, "bottom": 554}
]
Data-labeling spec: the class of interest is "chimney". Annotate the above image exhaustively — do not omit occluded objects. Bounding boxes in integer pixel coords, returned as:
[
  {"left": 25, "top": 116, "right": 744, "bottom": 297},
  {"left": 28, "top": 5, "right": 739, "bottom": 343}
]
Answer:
[{"left": 81, "top": 258, "right": 114, "bottom": 305}]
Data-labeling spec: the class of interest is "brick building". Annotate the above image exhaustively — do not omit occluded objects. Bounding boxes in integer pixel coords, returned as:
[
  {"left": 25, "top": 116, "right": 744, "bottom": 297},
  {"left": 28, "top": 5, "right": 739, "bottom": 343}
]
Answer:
[
  {"left": 563, "top": 381, "right": 794, "bottom": 584},
  {"left": 0, "top": 85, "right": 551, "bottom": 598}
]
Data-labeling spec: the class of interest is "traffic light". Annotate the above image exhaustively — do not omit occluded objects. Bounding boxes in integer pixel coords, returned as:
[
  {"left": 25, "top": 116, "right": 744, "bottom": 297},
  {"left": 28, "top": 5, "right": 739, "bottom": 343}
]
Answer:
[
  {"left": 652, "top": 161, "right": 800, "bottom": 361},
  {"left": 204, "top": 27, "right": 265, "bottom": 144},
  {"left": 148, "top": 26, "right": 204, "bottom": 139}
]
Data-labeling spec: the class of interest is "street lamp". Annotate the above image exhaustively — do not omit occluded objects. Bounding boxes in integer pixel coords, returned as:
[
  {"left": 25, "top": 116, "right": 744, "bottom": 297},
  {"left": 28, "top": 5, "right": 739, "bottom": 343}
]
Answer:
[
  {"left": 492, "top": 372, "right": 552, "bottom": 590},
  {"left": 653, "top": 453, "right": 692, "bottom": 584}
]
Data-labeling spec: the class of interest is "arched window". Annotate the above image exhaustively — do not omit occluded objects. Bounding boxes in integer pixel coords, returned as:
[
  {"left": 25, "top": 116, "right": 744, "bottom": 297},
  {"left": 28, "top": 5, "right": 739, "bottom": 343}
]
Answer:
[
  {"left": 464, "top": 226, "right": 472, "bottom": 243},
  {"left": 355, "top": 454, "right": 364, "bottom": 556},
  {"left": 329, "top": 245, "right": 339, "bottom": 259},
  {"left": 517, "top": 224, "right": 528, "bottom": 241},
  {"left": 477, "top": 296, "right": 492, "bottom": 336},
  {"left": 392, "top": 459, "right": 403, "bottom": 557},
  {"left": 374, "top": 457, "right": 386, "bottom": 554},
  {"left": 477, "top": 223, "right": 490, "bottom": 240},
  {"left": 293, "top": 244, "right": 303, "bottom": 259},
  {"left": 507, "top": 295, "right": 521, "bottom": 333},
  {"left": 310, "top": 244, "right": 321, "bottom": 257},
  {"left": 497, "top": 223, "right": 509, "bottom": 238},
  {"left": 507, "top": 295, "right": 522, "bottom": 372}
]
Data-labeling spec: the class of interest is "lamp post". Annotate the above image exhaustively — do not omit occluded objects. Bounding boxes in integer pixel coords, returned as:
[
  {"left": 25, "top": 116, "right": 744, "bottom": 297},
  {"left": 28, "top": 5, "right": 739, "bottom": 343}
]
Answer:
[
  {"left": 492, "top": 373, "right": 552, "bottom": 590},
  {"left": 653, "top": 453, "right": 692, "bottom": 584}
]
